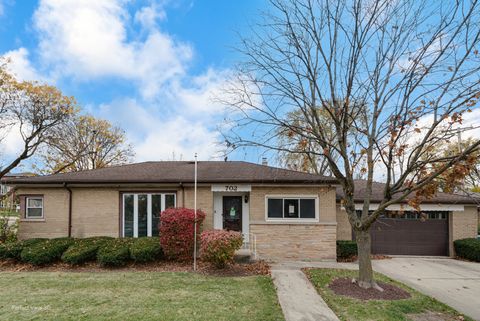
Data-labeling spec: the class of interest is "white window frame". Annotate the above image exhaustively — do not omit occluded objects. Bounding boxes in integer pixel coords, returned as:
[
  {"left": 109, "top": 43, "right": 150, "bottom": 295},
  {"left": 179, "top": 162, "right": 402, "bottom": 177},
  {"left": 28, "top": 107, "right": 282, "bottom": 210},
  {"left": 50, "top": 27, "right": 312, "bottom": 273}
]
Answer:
[
  {"left": 122, "top": 193, "right": 176, "bottom": 237},
  {"left": 265, "top": 194, "right": 319, "bottom": 222},
  {"left": 25, "top": 197, "right": 44, "bottom": 219}
]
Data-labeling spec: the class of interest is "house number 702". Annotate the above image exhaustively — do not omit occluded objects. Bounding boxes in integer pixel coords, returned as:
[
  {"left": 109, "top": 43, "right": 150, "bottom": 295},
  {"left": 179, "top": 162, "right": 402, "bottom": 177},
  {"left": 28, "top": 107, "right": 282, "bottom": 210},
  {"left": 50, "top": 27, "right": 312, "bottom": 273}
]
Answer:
[{"left": 225, "top": 185, "right": 238, "bottom": 191}]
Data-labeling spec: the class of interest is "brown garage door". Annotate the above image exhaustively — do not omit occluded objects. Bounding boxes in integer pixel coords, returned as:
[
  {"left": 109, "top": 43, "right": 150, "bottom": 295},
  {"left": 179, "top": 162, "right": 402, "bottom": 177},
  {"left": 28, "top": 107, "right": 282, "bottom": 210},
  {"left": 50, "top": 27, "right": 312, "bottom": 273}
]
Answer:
[{"left": 369, "top": 211, "right": 449, "bottom": 256}]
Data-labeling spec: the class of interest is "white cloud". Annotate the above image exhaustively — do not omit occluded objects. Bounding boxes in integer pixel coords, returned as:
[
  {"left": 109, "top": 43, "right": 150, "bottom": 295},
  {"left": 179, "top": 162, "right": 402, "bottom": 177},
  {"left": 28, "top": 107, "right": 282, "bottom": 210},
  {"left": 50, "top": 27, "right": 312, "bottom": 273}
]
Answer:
[
  {"left": 94, "top": 97, "right": 223, "bottom": 161},
  {"left": 0, "top": 124, "right": 23, "bottom": 159},
  {"left": 33, "top": 0, "right": 193, "bottom": 99},
  {"left": 3, "top": 48, "right": 47, "bottom": 82},
  {"left": 134, "top": 117, "right": 220, "bottom": 161},
  {"left": 167, "top": 68, "right": 232, "bottom": 115},
  {"left": 134, "top": 3, "right": 167, "bottom": 29},
  {"left": 0, "top": 0, "right": 233, "bottom": 163}
]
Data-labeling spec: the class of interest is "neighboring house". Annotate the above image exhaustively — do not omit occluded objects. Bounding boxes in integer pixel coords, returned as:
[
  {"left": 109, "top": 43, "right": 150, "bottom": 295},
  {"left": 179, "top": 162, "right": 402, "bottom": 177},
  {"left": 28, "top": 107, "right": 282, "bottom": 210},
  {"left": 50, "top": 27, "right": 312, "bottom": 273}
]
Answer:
[
  {"left": 0, "top": 173, "right": 34, "bottom": 211},
  {"left": 4, "top": 161, "right": 479, "bottom": 261}
]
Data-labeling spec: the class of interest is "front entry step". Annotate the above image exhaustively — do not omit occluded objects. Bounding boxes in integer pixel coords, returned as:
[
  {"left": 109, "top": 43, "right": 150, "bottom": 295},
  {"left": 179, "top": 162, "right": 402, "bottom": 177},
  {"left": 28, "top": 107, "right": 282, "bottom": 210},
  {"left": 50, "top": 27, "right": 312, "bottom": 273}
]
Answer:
[{"left": 234, "top": 249, "right": 253, "bottom": 263}]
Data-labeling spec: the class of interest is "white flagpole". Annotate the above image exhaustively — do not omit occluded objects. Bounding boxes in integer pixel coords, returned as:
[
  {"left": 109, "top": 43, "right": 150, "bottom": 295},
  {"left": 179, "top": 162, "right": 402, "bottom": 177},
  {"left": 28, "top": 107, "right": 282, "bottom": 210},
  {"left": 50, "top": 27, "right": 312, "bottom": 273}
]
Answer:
[{"left": 193, "top": 153, "right": 198, "bottom": 271}]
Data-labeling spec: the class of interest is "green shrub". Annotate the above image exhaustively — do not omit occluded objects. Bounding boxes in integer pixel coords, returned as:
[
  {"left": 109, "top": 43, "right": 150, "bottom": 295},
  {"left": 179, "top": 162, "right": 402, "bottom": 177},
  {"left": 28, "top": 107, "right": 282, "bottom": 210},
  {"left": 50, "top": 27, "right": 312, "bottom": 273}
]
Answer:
[
  {"left": 200, "top": 230, "right": 244, "bottom": 268},
  {"left": 0, "top": 238, "right": 49, "bottom": 261},
  {"left": 129, "top": 237, "right": 162, "bottom": 262},
  {"left": 0, "top": 241, "right": 23, "bottom": 260},
  {"left": 97, "top": 238, "right": 131, "bottom": 267},
  {"left": 0, "top": 214, "right": 18, "bottom": 244},
  {"left": 62, "top": 237, "right": 113, "bottom": 265},
  {"left": 454, "top": 238, "right": 480, "bottom": 262},
  {"left": 21, "top": 238, "right": 48, "bottom": 247},
  {"left": 336, "top": 240, "right": 357, "bottom": 259},
  {"left": 21, "top": 237, "right": 74, "bottom": 265}
]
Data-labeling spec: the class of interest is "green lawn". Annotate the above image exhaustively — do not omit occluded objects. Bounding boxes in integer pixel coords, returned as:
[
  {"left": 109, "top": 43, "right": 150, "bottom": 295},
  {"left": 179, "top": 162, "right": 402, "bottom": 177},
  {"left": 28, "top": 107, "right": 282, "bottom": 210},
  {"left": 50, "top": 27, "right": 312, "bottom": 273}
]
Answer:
[
  {"left": 306, "top": 268, "right": 471, "bottom": 321},
  {"left": 0, "top": 272, "right": 284, "bottom": 321}
]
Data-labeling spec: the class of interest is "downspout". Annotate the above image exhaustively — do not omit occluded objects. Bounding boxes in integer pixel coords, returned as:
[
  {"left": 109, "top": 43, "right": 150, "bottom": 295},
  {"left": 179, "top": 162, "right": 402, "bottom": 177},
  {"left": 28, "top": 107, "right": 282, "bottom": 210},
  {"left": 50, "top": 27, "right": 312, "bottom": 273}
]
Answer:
[{"left": 63, "top": 183, "right": 73, "bottom": 237}]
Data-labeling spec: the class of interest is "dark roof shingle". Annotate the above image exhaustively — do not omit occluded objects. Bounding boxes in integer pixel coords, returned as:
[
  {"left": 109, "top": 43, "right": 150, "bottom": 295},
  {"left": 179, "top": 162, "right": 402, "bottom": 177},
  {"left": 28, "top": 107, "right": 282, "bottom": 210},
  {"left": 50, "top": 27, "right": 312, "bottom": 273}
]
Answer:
[
  {"left": 336, "top": 180, "right": 479, "bottom": 205},
  {"left": 5, "top": 161, "right": 337, "bottom": 185}
]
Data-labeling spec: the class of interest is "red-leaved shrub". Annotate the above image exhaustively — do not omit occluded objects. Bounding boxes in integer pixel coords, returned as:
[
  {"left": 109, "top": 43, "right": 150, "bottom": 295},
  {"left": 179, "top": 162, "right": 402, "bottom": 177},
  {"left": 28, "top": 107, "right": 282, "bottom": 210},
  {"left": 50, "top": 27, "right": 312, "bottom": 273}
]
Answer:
[
  {"left": 159, "top": 208, "right": 205, "bottom": 260},
  {"left": 200, "top": 230, "right": 243, "bottom": 268}
]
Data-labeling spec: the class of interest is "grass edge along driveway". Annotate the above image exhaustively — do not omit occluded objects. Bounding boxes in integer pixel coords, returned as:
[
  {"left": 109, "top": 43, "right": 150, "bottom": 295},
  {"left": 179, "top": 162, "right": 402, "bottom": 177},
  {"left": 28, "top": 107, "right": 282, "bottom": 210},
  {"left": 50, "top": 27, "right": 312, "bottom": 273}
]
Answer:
[
  {"left": 306, "top": 268, "right": 471, "bottom": 321},
  {"left": 0, "top": 271, "right": 284, "bottom": 321}
]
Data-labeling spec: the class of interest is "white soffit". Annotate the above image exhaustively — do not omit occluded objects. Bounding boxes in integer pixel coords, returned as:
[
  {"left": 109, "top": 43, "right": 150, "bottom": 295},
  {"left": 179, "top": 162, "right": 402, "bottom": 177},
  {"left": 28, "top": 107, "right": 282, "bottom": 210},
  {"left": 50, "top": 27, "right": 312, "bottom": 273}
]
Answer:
[{"left": 353, "top": 203, "right": 465, "bottom": 212}]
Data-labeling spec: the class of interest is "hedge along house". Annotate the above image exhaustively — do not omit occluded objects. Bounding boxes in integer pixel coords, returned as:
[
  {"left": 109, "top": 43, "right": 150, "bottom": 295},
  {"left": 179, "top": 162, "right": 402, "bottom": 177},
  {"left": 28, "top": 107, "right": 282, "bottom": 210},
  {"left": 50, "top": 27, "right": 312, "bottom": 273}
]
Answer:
[
  {"left": 6, "top": 161, "right": 339, "bottom": 261},
  {"left": 6, "top": 161, "right": 478, "bottom": 260}
]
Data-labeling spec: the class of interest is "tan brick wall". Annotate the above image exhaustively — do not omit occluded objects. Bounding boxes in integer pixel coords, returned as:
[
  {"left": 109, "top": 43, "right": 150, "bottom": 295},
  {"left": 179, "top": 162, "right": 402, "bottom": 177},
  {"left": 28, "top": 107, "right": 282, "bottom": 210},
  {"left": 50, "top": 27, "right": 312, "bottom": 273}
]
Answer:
[
  {"left": 249, "top": 186, "right": 336, "bottom": 223},
  {"left": 250, "top": 223, "right": 336, "bottom": 261},
  {"left": 16, "top": 188, "right": 69, "bottom": 239},
  {"left": 450, "top": 205, "right": 479, "bottom": 256},
  {"left": 16, "top": 186, "right": 183, "bottom": 239},
  {"left": 336, "top": 205, "right": 352, "bottom": 240},
  {"left": 71, "top": 188, "right": 120, "bottom": 238},
  {"left": 15, "top": 184, "right": 337, "bottom": 260},
  {"left": 248, "top": 186, "right": 337, "bottom": 260},
  {"left": 183, "top": 186, "right": 214, "bottom": 230}
]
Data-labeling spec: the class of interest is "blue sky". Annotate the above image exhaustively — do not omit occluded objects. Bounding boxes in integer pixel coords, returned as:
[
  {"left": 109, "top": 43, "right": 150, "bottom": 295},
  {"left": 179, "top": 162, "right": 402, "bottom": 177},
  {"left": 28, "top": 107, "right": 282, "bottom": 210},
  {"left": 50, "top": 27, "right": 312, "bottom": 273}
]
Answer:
[{"left": 0, "top": 0, "right": 268, "bottom": 165}]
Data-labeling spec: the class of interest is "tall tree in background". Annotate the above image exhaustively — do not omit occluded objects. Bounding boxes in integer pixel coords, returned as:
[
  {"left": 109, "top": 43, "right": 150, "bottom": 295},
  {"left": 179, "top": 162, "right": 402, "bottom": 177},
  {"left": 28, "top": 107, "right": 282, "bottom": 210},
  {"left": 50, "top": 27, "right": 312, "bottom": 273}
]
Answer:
[
  {"left": 223, "top": 0, "right": 480, "bottom": 289},
  {"left": 420, "top": 137, "right": 480, "bottom": 193},
  {"left": 0, "top": 60, "right": 75, "bottom": 178},
  {"left": 277, "top": 103, "right": 366, "bottom": 176},
  {"left": 277, "top": 109, "right": 336, "bottom": 175},
  {"left": 37, "top": 115, "right": 134, "bottom": 174}
]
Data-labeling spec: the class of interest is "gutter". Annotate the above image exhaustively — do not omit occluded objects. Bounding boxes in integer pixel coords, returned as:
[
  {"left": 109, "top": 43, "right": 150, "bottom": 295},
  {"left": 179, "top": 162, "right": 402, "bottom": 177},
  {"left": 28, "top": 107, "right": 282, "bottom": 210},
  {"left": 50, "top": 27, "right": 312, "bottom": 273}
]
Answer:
[{"left": 63, "top": 183, "right": 73, "bottom": 237}]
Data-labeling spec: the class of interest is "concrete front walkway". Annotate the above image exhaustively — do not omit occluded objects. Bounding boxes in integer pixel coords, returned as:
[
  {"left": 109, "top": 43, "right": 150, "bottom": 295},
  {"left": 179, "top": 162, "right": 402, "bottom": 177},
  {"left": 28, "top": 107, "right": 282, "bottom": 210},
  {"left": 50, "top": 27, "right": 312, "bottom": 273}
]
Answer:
[
  {"left": 271, "top": 263, "right": 340, "bottom": 321},
  {"left": 272, "top": 258, "right": 480, "bottom": 321},
  {"left": 373, "top": 257, "right": 480, "bottom": 321}
]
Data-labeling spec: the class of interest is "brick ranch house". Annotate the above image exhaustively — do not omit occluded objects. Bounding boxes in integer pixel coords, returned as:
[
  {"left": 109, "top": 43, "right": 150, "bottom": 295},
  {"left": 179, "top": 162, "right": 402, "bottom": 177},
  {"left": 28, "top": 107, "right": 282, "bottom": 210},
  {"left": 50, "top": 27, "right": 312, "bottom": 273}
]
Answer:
[{"left": 5, "top": 161, "right": 478, "bottom": 261}]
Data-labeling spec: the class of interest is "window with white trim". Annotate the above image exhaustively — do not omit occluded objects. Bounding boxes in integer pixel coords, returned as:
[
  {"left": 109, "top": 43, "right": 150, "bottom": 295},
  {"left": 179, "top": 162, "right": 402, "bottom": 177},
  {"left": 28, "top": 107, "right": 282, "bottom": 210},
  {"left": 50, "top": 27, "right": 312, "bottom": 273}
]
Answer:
[
  {"left": 26, "top": 197, "right": 44, "bottom": 219},
  {"left": 123, "top": 193, "right": 176, "bottom": 237},
  {"left": 266, "top": 196, "right": 318, "bottom": 220}
]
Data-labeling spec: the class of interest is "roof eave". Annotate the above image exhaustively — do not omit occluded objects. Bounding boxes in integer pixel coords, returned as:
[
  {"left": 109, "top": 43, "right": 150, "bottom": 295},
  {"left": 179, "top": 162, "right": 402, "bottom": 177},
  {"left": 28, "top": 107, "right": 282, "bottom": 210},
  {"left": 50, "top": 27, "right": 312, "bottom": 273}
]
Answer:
[{"left": 7, "top": 178, "right": 339, "bottom": 185}]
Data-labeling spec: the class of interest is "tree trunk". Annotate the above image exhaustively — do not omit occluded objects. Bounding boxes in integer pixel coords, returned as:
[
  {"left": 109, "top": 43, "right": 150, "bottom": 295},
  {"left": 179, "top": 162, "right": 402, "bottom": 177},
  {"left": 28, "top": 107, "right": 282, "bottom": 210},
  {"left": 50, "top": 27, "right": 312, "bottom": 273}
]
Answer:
[{"left": 355, "top": 229, "right": 379, "bottom": 290}]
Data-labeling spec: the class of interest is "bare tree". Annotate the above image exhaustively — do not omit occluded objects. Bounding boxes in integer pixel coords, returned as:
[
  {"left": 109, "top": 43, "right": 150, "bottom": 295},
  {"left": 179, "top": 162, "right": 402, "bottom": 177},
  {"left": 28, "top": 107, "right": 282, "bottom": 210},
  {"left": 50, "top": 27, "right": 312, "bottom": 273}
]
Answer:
[
  {"left": 36, "top": 115, "right": 134, "bottom": 174},
  {"left": 223, "top": 0, "right": 480, "bottom": 289},
  {"left": 0, "top": 61, "right": 75, "bottom": 179}
]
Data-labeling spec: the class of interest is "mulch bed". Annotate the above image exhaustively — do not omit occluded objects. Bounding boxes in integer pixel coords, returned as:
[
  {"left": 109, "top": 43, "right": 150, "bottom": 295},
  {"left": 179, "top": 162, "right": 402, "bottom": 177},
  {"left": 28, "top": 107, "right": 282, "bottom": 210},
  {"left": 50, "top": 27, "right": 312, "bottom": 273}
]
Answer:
[
  {"left": 337, "top": 254, "right": 391, "bottom": 263},
  {"left": 328, "top": 277, "right": 411, "bottom": 301},
  {"left": 0, "top": 259, "right": 270, "bottom": 276}
]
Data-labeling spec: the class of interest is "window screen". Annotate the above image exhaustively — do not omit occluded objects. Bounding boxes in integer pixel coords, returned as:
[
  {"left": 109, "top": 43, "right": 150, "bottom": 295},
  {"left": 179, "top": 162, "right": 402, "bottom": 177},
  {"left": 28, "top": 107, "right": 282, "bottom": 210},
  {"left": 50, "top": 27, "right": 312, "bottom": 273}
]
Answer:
[
  {"left": 267, "top": 199, "right": 283, "bottom": 218},
  {"left": 267, "top": 197, "right": 317, "bottom": 219},
  {"left": 300, "top": 199, "right": 316, "bottom": 218},
  {"left": 284, "top": 199, "right": 299, "bottom": 218}
]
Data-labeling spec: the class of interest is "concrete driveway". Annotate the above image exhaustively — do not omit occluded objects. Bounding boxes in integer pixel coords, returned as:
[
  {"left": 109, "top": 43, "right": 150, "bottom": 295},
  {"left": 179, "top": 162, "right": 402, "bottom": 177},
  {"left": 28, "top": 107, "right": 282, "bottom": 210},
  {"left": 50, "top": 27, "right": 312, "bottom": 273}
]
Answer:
[{"left": 373, "top": 257, "right": 480, "bottom": 320}]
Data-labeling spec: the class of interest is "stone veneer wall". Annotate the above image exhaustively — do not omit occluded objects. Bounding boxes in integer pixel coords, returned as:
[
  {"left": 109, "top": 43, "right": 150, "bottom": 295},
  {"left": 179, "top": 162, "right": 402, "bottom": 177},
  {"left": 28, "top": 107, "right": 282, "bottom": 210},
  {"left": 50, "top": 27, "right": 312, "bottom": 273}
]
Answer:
[{"left": 250, "top": 223, "right": 336, "bottom": 260}]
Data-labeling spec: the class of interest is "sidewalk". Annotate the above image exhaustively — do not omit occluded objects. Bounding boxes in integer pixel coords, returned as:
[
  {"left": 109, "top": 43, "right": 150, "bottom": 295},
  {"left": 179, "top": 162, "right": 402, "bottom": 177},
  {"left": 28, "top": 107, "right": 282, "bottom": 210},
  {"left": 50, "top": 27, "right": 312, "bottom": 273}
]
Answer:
[{"left": 271, "top": 263, "right": 341, "bottom": 321}]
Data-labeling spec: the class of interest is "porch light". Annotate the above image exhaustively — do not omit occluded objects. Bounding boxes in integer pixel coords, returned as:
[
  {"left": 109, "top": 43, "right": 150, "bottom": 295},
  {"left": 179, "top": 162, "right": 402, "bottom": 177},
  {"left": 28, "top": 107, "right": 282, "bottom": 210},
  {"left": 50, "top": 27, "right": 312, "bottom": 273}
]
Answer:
[{"left": 244, "top": 195, "right": 249, "bottom": 203}]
